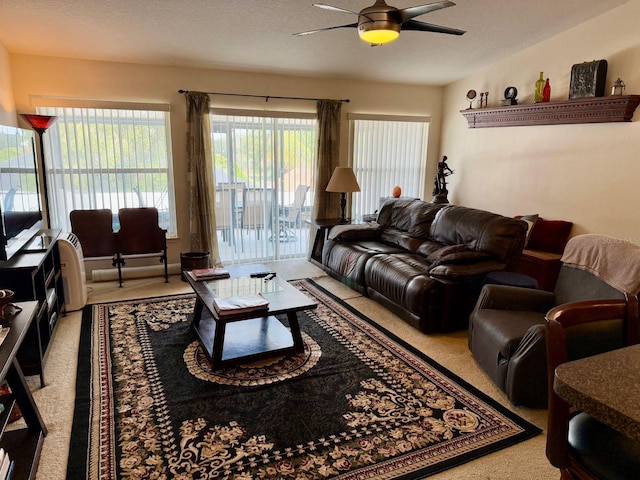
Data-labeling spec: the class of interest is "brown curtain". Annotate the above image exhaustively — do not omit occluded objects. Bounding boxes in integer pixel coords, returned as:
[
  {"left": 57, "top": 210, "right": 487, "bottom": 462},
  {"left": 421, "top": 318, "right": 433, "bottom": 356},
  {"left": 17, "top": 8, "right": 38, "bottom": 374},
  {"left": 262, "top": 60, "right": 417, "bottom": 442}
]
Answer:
[
  {"left": 185, "top": 91, "right": 220, "bottom": 265},
  {"left": 312, "top": 99, "right": 342, "bottom": 221}
]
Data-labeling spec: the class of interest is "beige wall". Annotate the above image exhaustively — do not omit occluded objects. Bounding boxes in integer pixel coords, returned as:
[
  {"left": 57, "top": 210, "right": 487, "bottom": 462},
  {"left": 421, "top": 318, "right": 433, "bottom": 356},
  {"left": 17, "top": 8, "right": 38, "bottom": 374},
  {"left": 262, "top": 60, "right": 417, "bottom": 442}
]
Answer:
[
  {"left": 0, "top": 39, "right": 16, "bottom": 126},
  {"left": 9, "top": 55, "right": 444, "bottom": 261},
  {"left": 440, "top": 0, "right": 640, "bottom": 243}
]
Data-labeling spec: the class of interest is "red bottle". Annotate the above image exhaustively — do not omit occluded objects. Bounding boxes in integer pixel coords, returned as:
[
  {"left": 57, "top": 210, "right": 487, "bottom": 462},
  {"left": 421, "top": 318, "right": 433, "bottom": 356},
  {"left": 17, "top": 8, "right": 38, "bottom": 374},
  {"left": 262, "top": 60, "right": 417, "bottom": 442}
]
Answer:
[{"left": 542, "top": 78, "right": 551, "bottom": 102}]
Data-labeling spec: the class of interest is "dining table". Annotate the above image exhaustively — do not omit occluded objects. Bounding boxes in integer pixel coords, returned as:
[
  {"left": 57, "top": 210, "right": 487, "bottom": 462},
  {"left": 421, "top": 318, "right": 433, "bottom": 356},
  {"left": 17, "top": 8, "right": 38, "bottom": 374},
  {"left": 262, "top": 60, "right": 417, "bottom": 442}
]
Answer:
[{"left": 554, "top": 343, "right": 640, "bottom": 442}]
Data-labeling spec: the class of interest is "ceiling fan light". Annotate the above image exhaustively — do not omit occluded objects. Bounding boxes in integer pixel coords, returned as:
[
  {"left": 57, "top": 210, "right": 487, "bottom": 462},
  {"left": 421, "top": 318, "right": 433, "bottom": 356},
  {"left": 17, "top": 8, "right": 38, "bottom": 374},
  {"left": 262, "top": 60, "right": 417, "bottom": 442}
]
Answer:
[{"left": 359, "top": 28, "right": 400, "bottom": 44}]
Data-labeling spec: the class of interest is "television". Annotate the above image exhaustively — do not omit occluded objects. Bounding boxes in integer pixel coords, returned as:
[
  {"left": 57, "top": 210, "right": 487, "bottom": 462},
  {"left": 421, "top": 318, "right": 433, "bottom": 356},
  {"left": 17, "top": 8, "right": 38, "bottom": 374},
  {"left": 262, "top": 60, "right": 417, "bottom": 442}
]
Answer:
[{"left": 0, "top": 124, "right": 44, "bottom": 262}]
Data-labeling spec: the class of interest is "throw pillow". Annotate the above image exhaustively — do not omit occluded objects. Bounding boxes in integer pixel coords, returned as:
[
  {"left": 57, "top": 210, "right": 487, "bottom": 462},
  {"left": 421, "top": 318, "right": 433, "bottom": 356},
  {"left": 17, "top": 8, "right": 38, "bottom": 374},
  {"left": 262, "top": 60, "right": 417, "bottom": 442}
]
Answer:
[
  {"left": 515, "top": 214, "right": 539, "bottom": 247},
  {"left": 526, "top": 218, "right": 573, "bottom": 254}
]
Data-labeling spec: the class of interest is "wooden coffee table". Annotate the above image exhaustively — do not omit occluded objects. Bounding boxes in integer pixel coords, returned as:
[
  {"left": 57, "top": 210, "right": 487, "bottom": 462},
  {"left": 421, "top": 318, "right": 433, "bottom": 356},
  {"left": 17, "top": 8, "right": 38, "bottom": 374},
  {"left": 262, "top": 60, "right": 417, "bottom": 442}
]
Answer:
[{"left": 186, "top": 264, "right": 317, "bottom": 368}]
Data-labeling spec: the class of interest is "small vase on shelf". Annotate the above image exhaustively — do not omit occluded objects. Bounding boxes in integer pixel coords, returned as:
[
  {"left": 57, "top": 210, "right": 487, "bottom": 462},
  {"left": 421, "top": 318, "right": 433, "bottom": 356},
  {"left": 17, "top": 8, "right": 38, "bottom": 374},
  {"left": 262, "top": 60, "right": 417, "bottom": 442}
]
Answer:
[
  {"left": 534, "top": 72, "right": 545, "bottom": 103},
  {"left": 542, "top": 78, "right": 551, "bottom": 102}
]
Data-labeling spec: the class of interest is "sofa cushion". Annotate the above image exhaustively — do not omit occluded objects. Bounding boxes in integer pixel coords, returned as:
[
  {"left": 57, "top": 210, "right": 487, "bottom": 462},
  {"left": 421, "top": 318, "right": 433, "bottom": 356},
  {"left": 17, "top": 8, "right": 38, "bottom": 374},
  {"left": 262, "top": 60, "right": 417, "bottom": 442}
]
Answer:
[
  {"left": 376, "top": 198, "right": 419, "bottom": 231},
  {"left": 380, "top": 229, "right": 426, "bottom": 252},
  {"left": 408, "top": 201, "right": 446, "bottom": 238},
  {"left": 426, "top": 244, "right": 492, "bottom": 266},
  {"left": 430, "top": 205, "right": 527, "bottom": 268}
]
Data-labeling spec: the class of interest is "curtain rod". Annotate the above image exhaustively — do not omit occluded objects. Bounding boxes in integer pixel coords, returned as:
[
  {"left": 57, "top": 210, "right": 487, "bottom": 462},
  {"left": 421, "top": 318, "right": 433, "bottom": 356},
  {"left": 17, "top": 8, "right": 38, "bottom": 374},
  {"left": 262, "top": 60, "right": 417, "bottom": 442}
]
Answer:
[{"left": 178, "top": 89, "right": 350, "bottom": 103}]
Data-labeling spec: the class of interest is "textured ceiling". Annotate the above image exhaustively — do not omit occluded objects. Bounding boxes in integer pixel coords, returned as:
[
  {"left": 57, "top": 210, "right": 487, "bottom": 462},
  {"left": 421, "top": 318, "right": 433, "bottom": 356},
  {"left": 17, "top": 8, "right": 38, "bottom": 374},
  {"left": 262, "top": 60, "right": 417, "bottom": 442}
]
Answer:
[{"left": 0, "top": 0, "right": 629, "bottom": 86}]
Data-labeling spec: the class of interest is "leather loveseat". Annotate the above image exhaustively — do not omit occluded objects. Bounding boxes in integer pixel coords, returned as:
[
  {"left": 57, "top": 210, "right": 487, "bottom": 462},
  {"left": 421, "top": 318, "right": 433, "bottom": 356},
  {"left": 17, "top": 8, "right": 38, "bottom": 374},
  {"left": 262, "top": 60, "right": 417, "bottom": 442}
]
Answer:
[{"left": 321, "top": 199, "right": 527, "bottom": 333}]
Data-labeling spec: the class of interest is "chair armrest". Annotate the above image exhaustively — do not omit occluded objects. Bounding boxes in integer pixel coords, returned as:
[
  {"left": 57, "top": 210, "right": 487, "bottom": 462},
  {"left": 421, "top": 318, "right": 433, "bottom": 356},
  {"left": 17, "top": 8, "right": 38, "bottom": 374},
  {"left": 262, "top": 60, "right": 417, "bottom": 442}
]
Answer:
[
  {"left": 505, "top": 323, "right": 549, "bottom": 407},
  {"left": 474, "top": 284, "right": 555, "bottom": 312}
]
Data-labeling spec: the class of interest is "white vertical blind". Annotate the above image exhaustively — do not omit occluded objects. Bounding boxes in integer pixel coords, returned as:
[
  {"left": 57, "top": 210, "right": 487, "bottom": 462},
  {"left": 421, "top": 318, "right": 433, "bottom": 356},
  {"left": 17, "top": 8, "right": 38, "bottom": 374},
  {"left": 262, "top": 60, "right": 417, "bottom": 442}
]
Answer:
[
  {"left": 37, "top": 106, "right": 177, "bottom": 235},
  {"left": 350, "top": 115, "right": 429, "bottom": 219}
]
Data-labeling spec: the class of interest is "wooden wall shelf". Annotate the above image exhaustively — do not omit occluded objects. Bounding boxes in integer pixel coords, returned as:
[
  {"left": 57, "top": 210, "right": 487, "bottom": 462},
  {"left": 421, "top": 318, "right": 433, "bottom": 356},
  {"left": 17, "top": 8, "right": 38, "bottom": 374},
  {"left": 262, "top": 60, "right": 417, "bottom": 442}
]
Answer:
[{"left": 461, "top": 95, "right": 640, "bottom": 128}]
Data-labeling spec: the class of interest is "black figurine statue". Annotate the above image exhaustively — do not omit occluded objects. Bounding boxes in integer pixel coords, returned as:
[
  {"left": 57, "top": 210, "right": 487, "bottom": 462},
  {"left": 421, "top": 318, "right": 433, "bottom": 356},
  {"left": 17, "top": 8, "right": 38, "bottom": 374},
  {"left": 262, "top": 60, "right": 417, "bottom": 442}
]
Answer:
[{"left": 431, "top": 156, "right": 454, "bottom": 204}]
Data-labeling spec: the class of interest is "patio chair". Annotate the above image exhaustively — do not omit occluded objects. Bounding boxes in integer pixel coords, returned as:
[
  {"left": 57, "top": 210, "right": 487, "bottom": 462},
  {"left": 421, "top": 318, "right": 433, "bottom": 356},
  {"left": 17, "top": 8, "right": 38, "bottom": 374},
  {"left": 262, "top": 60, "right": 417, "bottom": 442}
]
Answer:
[
  {"left": 241, "top": 188, "right": 274, "bottom": 240},
  {"left": 274, "top": 184, "right": 309, "bottom": 242},
  {"left": 215, "top": 187, "right": 237, "bottom": 246}
]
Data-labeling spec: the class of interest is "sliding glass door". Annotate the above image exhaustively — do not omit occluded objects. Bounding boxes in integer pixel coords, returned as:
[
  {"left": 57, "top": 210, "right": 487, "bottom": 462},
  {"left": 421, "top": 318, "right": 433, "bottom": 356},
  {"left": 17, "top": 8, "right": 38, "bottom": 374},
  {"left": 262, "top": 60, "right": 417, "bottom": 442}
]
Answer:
[{"left": 211, "top": 111, "right": 316, "bottom": 265}]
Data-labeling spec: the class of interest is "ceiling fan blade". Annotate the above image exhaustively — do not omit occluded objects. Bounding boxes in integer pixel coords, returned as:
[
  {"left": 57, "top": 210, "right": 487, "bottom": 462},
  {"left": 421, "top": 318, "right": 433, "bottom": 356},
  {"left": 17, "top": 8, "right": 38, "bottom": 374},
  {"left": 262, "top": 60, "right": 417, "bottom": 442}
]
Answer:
[
  {"left": 399, "top": 1, "right": 456, "bottom": 22},
  {"left": 312, "top": 3, "right": 360, "bottom": 15},
  {"left": 293, "top": 23, "right": 359, "bottom": 36},
  {"left": 402, "top": 19, "right": 465, "bottom": 35}
]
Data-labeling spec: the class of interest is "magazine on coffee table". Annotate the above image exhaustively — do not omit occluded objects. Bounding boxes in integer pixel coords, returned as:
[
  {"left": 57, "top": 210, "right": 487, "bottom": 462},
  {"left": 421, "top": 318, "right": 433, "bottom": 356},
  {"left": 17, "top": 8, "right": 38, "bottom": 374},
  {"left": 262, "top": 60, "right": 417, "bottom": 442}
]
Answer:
[
  {"left": 212, "top": 292, "right": 269, "bottom": 316},
  {"left": 189, "top": 267, "right": 230, "bottom": 280}
]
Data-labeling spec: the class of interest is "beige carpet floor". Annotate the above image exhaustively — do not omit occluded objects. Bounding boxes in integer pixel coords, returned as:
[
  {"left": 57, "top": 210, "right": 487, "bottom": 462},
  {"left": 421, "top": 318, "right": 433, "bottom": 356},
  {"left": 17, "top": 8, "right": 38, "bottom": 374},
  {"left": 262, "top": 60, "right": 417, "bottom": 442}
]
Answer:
[{"left": 26, "top": 259, "right": 558, "bottom": 479}]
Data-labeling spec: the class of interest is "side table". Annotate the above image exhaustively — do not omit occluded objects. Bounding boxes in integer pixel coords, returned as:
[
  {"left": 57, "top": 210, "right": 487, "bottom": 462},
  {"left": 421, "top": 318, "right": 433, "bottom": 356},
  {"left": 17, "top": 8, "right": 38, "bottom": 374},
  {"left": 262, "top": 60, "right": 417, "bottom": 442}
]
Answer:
[{"left": 305, "top": 218, "right": 352, "bottom": 268}]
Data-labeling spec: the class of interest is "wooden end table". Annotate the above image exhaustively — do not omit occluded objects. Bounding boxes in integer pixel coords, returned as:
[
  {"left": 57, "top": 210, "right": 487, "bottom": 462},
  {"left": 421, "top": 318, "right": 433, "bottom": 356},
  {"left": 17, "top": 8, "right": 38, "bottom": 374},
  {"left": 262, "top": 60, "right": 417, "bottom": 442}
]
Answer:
[{"left": 186, "top": 264, "right": 317, "bottom": 368}]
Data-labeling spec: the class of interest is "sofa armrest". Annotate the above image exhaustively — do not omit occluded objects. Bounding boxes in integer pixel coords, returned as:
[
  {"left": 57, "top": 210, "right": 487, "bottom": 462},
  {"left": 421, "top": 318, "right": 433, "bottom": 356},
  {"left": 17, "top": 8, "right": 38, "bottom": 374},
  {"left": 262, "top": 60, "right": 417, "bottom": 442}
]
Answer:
[
  {"left": 428, "top": 260, "right": 507, "bottom": 280},
  {"left": 327, "top": 222, "right": 381, "bottom": 241},
  {"left": 474, "top": 284, "right": 555, "bottom": 312}
]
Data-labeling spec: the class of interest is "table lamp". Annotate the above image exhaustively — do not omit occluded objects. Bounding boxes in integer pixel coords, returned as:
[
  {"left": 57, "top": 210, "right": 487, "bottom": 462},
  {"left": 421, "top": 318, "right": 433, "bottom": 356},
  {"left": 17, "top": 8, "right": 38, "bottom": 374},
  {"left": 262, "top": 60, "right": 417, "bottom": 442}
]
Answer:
[{"left": 326, "top": 167, "right": 360, "bottom": 223}]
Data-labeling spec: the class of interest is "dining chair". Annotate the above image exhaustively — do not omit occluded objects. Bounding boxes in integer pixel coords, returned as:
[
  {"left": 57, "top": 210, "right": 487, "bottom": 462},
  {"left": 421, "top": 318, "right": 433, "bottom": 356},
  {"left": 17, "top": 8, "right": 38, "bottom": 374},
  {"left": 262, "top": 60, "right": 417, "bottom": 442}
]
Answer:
[{"left": 545, "top": 296, "right": 640, "bottom": 479}]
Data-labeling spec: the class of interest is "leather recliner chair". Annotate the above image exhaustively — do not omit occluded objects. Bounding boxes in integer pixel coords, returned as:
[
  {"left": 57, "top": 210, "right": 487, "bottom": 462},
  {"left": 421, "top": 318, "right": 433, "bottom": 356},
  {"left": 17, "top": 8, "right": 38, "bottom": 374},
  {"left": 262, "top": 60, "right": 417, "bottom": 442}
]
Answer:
[{"left": 468, "top": 233, "right": 639, "bottom": 407}]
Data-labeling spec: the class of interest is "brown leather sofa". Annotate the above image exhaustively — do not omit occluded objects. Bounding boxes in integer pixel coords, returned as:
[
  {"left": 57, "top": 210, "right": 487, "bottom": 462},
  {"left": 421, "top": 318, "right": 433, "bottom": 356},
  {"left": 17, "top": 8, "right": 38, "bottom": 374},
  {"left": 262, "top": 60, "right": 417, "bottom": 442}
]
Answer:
[{"left": 321, "top": 199, "right": 527, "bottom": 333}]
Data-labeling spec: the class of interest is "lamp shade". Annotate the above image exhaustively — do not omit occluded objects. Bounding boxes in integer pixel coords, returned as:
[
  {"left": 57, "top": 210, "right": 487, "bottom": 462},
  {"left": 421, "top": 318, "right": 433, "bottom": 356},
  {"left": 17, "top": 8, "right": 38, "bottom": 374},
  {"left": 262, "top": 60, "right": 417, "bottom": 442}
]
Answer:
[
  {"left": 326, "top": 167, "right": 361, "bottom": 193},
  {"left": 20, "top": 114, "right": 57, "bottom": 132}
]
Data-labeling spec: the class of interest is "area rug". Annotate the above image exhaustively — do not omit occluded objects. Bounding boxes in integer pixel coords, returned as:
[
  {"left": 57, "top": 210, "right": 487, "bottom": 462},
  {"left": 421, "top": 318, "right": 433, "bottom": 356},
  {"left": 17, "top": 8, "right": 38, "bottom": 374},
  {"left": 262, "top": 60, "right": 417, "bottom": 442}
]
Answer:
[{"left": 67, "top": 279, "right": 540, "bottom": 479}]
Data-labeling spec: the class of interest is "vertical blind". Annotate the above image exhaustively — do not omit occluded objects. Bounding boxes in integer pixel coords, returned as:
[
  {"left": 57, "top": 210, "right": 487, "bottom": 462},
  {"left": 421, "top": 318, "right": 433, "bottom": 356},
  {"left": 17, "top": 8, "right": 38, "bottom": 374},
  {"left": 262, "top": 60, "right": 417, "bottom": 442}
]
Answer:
[
  {"left": 37, "top": 106, "right": 177, "bottom": 235},
  {"left": 350, "top": 115, "right": 429, "bottom": 220}
]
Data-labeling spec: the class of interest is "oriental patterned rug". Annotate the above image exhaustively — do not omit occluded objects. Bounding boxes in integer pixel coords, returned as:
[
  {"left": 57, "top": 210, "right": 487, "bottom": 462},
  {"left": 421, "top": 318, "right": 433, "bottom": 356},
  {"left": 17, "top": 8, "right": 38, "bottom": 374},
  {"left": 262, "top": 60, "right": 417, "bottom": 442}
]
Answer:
[{"left": 67, "top": 279, "right": 540, "bottom": 479}]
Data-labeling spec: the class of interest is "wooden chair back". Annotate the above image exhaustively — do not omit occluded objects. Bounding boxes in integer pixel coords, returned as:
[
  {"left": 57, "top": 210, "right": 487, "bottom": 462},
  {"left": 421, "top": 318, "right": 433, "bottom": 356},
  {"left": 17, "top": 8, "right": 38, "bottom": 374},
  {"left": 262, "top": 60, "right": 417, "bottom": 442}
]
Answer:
[
  {"left": 70, "top": 209, "right": 117, "bottom": 258},
  {"left": 545, "top": 295, "right": 640, "bottom": 477}
]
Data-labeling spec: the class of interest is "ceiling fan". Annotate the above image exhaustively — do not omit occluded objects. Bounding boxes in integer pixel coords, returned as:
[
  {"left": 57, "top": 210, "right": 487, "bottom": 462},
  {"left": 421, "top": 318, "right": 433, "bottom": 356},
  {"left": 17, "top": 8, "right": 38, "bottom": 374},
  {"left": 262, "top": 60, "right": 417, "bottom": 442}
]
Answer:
[{"left": 293, "top": 0, "right": 465, "bottom": 46}]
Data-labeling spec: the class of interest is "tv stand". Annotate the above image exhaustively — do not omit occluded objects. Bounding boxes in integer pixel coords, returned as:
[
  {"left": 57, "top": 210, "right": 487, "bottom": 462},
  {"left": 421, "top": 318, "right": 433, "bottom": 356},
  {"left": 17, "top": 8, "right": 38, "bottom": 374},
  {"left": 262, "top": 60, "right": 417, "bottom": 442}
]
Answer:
[{"left": 0, "top": 229, "right": 64, "bottom": 386}]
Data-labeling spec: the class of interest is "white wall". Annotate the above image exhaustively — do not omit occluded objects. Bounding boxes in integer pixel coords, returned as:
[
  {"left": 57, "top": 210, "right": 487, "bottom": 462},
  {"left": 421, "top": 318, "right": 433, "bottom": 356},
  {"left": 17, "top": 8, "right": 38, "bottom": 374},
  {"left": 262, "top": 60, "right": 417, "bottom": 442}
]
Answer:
[
  {"left": 9, "top": 55, "right": 445, "bottom": 261},
  {"left": 0, "top": 39, "right": 16, "bottom": 126},
  {"left": 440, "top": 0, "right": 640, "bottom": 242}
]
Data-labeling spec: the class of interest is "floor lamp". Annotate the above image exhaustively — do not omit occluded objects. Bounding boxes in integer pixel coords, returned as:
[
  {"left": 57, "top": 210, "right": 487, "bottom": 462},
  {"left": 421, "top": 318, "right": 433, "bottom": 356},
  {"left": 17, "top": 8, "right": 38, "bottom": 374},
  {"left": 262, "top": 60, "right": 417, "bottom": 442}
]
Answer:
[
  {"left": 326, "top": 167, "right": 361, "bottom": 224},
  {"left": 20, "top": 114, "right": 57, "bottom": 227}
]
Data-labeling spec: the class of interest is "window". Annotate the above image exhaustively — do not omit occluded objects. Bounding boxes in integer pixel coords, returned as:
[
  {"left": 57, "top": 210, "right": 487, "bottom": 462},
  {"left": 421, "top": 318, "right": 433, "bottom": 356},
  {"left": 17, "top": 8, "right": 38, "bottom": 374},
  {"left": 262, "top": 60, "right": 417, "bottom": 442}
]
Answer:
[
  {"left": 37, "top": 105, "right": 177, "bottom": 236},
  {"left": 349, "top": 115, "right": 429, "bottom": 220},
  {"left": 211, "top": 111, "right": 316, "bottom": 264}
]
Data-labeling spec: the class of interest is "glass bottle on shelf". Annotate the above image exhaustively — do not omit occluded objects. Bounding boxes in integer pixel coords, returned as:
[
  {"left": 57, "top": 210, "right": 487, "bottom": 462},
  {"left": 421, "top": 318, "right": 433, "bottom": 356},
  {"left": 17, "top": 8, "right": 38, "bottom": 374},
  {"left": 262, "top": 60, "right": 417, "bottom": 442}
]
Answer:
[
  {"left": 534, "top": 72, "right": 545, "bottom": 103},
  {"left": 542, "top": 78, "right": 551, "bottom": 102}
]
